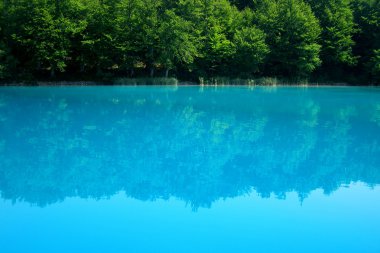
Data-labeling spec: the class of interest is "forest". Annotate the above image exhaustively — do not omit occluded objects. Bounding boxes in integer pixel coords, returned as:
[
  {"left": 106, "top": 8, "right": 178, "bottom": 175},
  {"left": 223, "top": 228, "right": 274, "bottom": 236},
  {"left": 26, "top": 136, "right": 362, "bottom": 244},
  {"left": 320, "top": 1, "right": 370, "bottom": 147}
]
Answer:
[{"left": 0, "top": 0, "right": 379, "bottom": 84}]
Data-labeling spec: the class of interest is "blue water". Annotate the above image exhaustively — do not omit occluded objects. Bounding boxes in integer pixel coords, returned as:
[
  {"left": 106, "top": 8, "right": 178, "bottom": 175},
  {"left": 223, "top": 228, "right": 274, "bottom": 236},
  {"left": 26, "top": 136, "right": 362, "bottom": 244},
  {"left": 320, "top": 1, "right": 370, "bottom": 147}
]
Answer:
[{"left": 0, "top": 86, "right": 380, "bottom": 253}]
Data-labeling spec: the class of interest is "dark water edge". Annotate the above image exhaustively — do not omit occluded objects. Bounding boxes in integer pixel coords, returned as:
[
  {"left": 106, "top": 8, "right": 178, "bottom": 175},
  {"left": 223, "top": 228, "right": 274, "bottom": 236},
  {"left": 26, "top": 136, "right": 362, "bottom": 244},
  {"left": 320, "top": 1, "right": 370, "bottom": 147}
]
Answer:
[
  {"left": 1, "top": 76, "right": 380, "bottom": 87},
  {"left": 1, "top": 81, "right": 379, "bottom": 86}
]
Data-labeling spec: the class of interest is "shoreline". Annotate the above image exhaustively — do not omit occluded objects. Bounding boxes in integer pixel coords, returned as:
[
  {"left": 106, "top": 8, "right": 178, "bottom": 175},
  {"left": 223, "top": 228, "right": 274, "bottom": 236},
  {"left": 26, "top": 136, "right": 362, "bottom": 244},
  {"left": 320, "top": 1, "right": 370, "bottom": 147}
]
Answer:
[{"left": 0, "top": 81, "right": 379, "bottom": 87}]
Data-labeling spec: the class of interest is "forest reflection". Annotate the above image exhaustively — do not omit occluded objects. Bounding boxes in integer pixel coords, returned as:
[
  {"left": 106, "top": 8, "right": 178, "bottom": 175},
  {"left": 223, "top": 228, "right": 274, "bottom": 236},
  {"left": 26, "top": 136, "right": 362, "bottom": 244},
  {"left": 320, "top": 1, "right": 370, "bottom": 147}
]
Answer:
[{"left": 0, "top": 86, "right": 379, "bottom": 209}]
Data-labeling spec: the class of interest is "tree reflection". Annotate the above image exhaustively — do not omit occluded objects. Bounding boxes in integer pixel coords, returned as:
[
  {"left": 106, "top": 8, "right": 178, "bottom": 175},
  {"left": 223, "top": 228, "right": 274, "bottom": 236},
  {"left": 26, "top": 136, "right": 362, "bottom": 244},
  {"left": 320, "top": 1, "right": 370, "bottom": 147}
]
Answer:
[{"left": 0, "top": 87, "right": 379, "bottom": 209}]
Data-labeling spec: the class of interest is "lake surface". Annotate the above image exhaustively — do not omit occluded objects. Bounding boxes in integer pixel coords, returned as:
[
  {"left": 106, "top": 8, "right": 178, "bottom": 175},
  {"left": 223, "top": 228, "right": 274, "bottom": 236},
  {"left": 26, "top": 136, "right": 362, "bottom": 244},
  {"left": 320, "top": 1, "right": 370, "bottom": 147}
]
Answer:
[{"left": 0, "top": 86, "right": 380, "bottom": 253}]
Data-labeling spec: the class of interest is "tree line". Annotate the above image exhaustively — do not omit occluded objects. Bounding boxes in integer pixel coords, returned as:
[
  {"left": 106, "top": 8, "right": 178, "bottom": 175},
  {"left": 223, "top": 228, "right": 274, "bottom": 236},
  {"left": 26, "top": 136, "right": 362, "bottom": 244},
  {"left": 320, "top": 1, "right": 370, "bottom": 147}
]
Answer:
[{"left": 0, "top": 0, "right": 379, "bottom": 84}]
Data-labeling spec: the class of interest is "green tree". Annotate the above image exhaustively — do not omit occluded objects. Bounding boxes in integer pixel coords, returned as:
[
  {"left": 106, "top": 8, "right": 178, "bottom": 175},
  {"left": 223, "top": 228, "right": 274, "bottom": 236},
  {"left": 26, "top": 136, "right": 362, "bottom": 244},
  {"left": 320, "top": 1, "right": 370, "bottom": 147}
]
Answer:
[
  {"left": 353, "top": 0, "right": 380, "bottom": 82},
  {"left": 136, "top": 0, "right": 163, "bottom": 77},
  {"left": 255, "top": 0, "right": 322, "bottom": 77},
  {"left": 1, "top": 0, "right": 380, "bottom": 83},
  {"left": 115, "top": 0, "right": 143, "bottom": 76},
  {"left": 78, "top": 0, "right": 120, "bottom": 75},
  {"left": 230, "top": 0, "right": 255, "bottom": 9},
  {"left": 0, "top": 41, "right": 12, "bottom": 80},
  {"left": 178, "top": 0, "right": 240, "bottom": 76},
  {"left": 232, "top": 26, "right": 269, "bottom": 76},
  {"left": 371, "top": 49, "right": 380, "bottom": 81},
  {"left": 8, "top": 0, "right": 73, "bottom": 77},
  {"left": 0, "top": 2, "right": 11, "bottom": 79},
  {"left": 306, "top": 0, "right": 357, "bottom": 68},
  {"left": 57, "top": 0, "right": 89, "bottom": 74},
  {"left": 158, "top": 10, "right": 199, "bottom": 77}
]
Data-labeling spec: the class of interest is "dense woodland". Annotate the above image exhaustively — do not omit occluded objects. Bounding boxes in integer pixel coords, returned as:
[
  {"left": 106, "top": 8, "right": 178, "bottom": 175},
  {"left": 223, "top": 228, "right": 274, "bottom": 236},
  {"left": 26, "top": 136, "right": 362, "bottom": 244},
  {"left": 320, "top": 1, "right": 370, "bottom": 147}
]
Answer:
[{"left": 0, "top": 0, "right": 379, "bottom": 84}]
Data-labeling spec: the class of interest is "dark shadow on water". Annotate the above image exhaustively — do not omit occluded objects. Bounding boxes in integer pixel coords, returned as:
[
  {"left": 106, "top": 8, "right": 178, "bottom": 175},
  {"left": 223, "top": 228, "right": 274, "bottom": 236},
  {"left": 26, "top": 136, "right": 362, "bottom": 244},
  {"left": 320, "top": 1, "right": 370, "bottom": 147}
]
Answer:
[{"left": 0, "top": 86, "right": 380, "bottom": 209}]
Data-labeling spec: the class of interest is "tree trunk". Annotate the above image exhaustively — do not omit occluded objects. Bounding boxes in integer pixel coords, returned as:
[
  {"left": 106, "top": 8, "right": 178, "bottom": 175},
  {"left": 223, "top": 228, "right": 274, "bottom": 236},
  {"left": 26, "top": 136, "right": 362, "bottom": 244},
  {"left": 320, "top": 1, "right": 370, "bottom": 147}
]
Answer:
[{"left": 149, "top": 46, "right": 154, "bottom": 78}]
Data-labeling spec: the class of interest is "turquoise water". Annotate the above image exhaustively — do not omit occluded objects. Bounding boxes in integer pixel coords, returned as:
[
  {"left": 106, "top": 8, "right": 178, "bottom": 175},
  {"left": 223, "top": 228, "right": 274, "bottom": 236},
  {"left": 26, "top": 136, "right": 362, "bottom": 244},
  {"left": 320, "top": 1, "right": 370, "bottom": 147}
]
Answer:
[{"left": 0, "top": 86, "right": 380, "bottom": 253}]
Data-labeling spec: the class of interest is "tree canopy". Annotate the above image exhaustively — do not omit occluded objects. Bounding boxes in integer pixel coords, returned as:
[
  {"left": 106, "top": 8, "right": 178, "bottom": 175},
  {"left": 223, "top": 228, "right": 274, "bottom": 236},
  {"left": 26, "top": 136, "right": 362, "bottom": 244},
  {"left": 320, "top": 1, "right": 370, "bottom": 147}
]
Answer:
[{"left": 0, "top": 0, "right": 379, "bottom": 84}]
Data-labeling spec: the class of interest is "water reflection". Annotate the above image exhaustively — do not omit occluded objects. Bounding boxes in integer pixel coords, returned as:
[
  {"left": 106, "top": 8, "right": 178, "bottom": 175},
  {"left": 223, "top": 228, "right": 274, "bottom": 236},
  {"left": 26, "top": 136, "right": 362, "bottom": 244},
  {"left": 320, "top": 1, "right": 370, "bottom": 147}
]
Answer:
[{"left": 0, "top": 86, "right": 379, "bottom": 209}]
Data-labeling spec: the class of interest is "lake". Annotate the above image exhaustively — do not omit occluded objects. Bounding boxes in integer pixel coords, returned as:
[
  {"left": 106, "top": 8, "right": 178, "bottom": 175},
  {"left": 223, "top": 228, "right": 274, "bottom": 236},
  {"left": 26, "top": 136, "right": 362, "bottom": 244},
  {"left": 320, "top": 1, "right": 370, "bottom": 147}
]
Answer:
[{"left": 0, "top": 86, "right": 379, "bottom": 253}]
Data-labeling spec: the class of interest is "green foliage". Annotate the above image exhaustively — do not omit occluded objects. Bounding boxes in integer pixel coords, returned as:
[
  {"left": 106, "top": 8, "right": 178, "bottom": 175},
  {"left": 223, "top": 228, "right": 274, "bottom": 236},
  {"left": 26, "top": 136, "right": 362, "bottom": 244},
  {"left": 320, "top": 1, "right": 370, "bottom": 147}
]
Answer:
[
  {"left": 370, "top": 49, "right": 380, "bottom": 82},
  {"left": 79, "top": 0, "right": 120, "bottom": 74},
  {"left": 254, "top": 0, "right": 322, "bottom": 77},
  {"left": 0, "top": 0, "right": 379, "bottom": 84},
  {"left": 307, "top": 0, "right": 357, "bottom": 67},
  {"left": 0, "top": 42, "right": 10, "bottom": 79},
  {"left": 193, "top": 0, "right": 241, "bottom": 76},
  {"left": 133, "top": 0, "right": 162, "bottom": 76},
  {"left": 158, "top": 10, "right": 199, "bottom": 76},
  {"left": 353, "top": 0, "right": 380, "bottom": 82},
  {"left": 0, "top": 18, "right": 13, "bottom": 80},
  {"left": 10, "top": 3, "right": 67, "bottom": 77},
  {"left": 232, "top": 26, "right": 269, "bottom": 75},
  {"left": 230, "top": 0, "right": 255, "bottom": 9}
]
